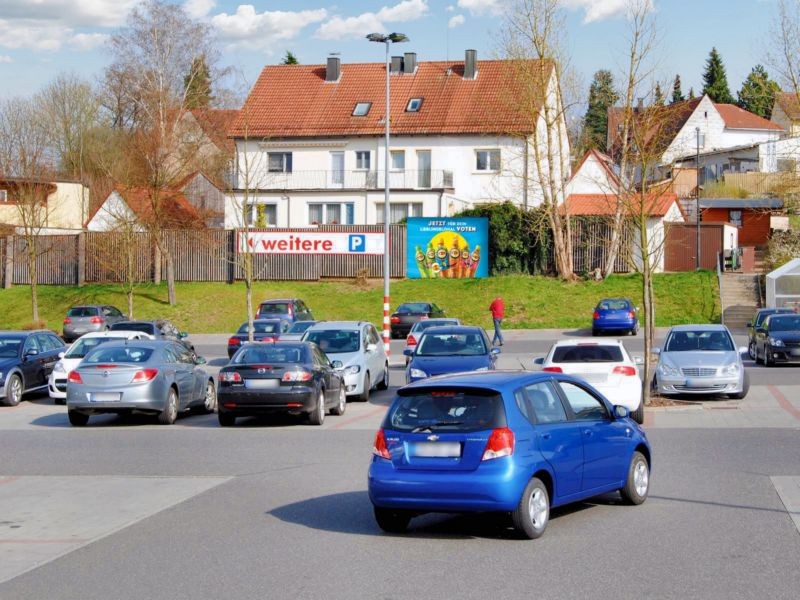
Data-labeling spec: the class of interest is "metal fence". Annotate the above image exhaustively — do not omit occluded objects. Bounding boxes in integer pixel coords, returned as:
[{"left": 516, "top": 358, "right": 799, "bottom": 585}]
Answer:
[{"left": 571, "top": 219, "right": 632, "bottom": 274}]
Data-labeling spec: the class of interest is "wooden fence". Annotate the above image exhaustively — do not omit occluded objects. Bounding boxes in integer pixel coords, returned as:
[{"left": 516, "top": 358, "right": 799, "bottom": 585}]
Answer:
[{"left": 570, "top": 219, "right": 632, "bottom": 274}]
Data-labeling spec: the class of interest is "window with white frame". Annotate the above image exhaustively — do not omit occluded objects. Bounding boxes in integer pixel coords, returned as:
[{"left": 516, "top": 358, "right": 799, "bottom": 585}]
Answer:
[
  {"left": 309, "top": 203, "right": 354, "bottom": 225},
  {"left": 475, "top": 149, "right": 500, "bottom": 172},
  {"left": 390, "top": 150, "right": 405, "bottom": 170},
  {"left": 268, "top": 152, "right": 292, "bottom": 173},
  {"left": 0, "top": 190, "right": 7, "bottom": 202},
  {"left": 352, "top": 102, "right": 372, "bottom": 116},
  {"left": 246, "top": 203, "right": 277, "bottom": 227},
  {"left": 356, "top": 151, "right": 371, "bottom": 170},
  {"left": 376, "top": 202, "right": 422, "bottom": 224},
  {"left": 406, "top": 98, "right": 423, "bottom": 112}
]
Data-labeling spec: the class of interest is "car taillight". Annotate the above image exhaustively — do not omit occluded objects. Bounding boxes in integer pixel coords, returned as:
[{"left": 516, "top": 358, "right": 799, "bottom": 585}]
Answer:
[
  {"left": 282, "top": 370, "right": 312, "bottom": 382},
  {"left": 287, "top": 306, "right": 294, "bottom": 317},
  {"left": 67, "top": 371, "right": 83, "bottom": 384},
  {"left": 228, "top": 337, "right": 241, "bottom": 346},
  {"left": 63, "top": 317, "right": 72, "bottom": 325},
  {"left": 259, "top": 336, "right": 277, "bottom": 342},
  {"left": 542, "top": 366, "right": 563, "bottom": 373},
  {"left": 628, "top": 311, "right": 636, "bottom": 318},
  {"left": 219, "top": 372, "right": 242, "bottom": 383},
  {"left": 131, "top": 369, "right": 158, "bottom": 383},
  {"left": 593, "top": 311, "right": 600, "bottom": 319},
  {"left": 420, "top": 315, "right": 429, "bottom": 320},
  {"left": 372, "top": 429, "right": 391, "bottom": 460},
  {"left": 613, "top": 366, "right": 637, "bottom": 376},
  {"left": 482, "top": 427, "right": 514, "bottom": 461},
  {"left": 90, "top": 316, "right": 104, "bottom": 324},
  {"left": 407, "top": 334, "right": 417, "bottom": 346},
  {"left": 391, "top": 316, "right": 400, "bottom": 323}
]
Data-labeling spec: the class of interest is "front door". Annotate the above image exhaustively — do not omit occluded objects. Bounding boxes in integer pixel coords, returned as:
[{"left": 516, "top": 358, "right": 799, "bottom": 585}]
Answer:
[
  {"left": 331, "top": 152, "right": 344, "bottom": 188},
  {"left": 417, "top": 150, "right": 431, "bottom": 188}
]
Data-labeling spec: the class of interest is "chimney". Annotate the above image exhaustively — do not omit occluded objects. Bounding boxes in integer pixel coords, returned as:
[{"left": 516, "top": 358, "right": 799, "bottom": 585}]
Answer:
[
  {"left": 390, "top": 56, "right": 403, "bottom": 74},
  {"left": 403, "top": 52, "right": 417, "bottom": 74},
  {"left": 464, "top": 49, "right": 477, "bottom": 80},
  {"left": 325, "top": 56, "right": 340, "bottom": 82}
]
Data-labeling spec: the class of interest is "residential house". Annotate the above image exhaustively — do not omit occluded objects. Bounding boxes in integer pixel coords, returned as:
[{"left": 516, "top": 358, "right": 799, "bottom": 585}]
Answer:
[
  {"left": 86, "top": 185, "right": 205, "bottom": 232},
  {"left": 0, "top": 178, "right": 90, "bottom": 231},
  {"left": 174, "top": 172, "right": 225, "bottom": 228},
  {"left": 699, "top": 197, "right": 783, "bottom": 246},
  {"left": 170, "top": 108, "right": 239, "bottom": 188},
  {"left": 770, "top": 92, "right": 800, "bottom": 137},
  {"left": 226, "top": 50, "right": 570, "bottom": 228},
  {"left": 565, "top": 149, "right": 621, "bottom": 196}
]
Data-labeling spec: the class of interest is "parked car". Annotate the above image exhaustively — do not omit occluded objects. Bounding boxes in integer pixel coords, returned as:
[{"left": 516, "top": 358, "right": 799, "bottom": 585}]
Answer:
[
  {"left": 302, "top": 321, "right": 389, "bottom": 401},
  {"left": 62, "top": 305, "right": 127, "bottom": 342},
  {"left": 403, "top": 318, "right": 462, "bottom": 361},
  {"left": 254, "top": 298, "right": 314, "bottom": 327},
  {"left": 390, "top": 302, "right": 446, "bottom": 339},
  {"left": 592, "top": 298, "right": 638, "bottom": 336},
  {"left": 652, "top": 324, "right": 748, "bottom": 399},
  {"left": 368, "top": 371, "right": 651, "bottom": 538},
  {"left": 109, "top": 320, "right": 195, "bottom": 355},
  {"left": 65, "top": 340, "right": 216, "bottom": 426},
  {"left": 404, "top": 326, "right": 499, "bottom": 384},
  {"left": 279, "top": 320, "right": 323, "bottom": 341},
  {"left": 753, "top": 313, "right": 800, "bottom": 366},
  {"left": 0, "top": 330, "right": 66, "bottom": 406},
  {"left": 49, "top": 331, "right": 154, "bottom": 404},
  {"left": 227, "top": 319, "right": 284, "bottom": 358},
  {"left": 746, "top": 308, "right": 795, "bottom": 360},
  {"left": 533, "top": 339, "right": 644, "bottom": 424},
  {"left": 217, "top": 341, "right": 346, "bottom": 427}
]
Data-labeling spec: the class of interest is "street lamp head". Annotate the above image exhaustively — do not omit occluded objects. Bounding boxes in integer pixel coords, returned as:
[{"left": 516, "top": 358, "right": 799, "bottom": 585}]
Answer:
[
  {"left": 387, "top": 33, "right": 409, "bottom": 43},
  {"left": 366, "top": 32, "right": 409, "bottom": 43},
  {"left": 366, "top": 33, "right": 387, "bottom": 42}
]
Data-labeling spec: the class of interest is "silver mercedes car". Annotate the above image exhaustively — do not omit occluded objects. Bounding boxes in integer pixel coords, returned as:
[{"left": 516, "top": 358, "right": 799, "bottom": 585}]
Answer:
[{"left": 653, "top": 324, "right": 749, "bottom": 399}]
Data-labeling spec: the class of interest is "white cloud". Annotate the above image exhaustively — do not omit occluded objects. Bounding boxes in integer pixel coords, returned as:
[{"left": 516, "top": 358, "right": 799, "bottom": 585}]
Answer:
[
  {"left": 457, "top": 0, "right": 502, "bottom": 15},
  {"left": 0, "top": 1, "right": 137, "bottom": 28},
  {"left": 448, "top": 14, "right": 465, "bottom": 28},
  {"left": 212, "top": 6, "right": 328, "bottom": 51},
  {"left": 69, "top": 32, "right": 109, "bottom": 51},
  {"left": 0, "top": 55, "right": 11, "bottom": 63},
  {"left": 0, "top": 19, "right": 70, "bottom": 51},
  {"left": 446, "top": 5, "right": 455, "bottom": 12},
  {"left": 184, "top": 0, "right": 216, "bottom": 20},
  {"left": 316, "top": 0, "right": 430, "bottom": 41},
  {"left": 563, "top": 0, "right": 651, "bottom": 23}
]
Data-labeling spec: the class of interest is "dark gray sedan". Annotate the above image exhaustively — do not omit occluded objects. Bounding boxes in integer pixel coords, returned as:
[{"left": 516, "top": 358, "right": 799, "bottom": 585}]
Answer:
[{"left": 66, "top": 340, "right": 217, "bottom": 426}]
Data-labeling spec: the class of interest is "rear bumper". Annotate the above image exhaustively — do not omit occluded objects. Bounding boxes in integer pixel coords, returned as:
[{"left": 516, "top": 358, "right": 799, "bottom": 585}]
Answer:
[
  {"left": 217, "top": 387, "right": 316, "bottom": 414},
  {"left": 66, "top": 385, "right": 167, "bottom": 413},
  {"left": 592, "top": 382, "right": 641, "bottom": 411},
  {"left": 63, "top": 325, "right": 103, "bottom": 341},
  {"left": 593, "top": 319, "right": 636, "bottom": 331}
]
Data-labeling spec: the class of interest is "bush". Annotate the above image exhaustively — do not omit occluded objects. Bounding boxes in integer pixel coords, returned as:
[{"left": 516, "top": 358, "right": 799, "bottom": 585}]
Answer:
[{"left": 765, "top": 230, "right": 800, "bottom": 272}]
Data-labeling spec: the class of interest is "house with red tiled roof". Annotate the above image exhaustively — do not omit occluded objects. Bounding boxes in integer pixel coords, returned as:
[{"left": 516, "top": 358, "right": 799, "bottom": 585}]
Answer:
[
  {"left": 770, "top": 92, "right": 800, "bottom": 137},
  {"left": 85, "top": 185, "right": 205, "bottom": 232},
  {"left": 169, "top": 108, "right": 238, "bottom": 189},
  {"left": 226, "top": 50, "right": 569, "bottom": 227},
  {"left": 565, "top": 149, "right": 621, "bottom": 196}
]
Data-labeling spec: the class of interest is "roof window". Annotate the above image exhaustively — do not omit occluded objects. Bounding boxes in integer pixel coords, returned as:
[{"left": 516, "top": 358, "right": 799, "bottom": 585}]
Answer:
[
  {"left": 406, "top": 98, "right": 423, "bottom": 112},
  {"left": 353, "top": 102, "right": 372, "bottom": 117}
]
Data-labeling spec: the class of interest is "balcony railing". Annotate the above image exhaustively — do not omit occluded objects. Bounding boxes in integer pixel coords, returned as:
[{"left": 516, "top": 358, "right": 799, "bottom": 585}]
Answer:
[{"left": 246, "top": 169, "right": 454, "bottom": 191}]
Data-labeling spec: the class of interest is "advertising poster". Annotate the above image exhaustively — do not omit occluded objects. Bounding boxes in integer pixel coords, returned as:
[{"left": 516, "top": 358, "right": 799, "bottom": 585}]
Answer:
[{"left": 406, "top": 217, "right": 489, "bottom": 279}]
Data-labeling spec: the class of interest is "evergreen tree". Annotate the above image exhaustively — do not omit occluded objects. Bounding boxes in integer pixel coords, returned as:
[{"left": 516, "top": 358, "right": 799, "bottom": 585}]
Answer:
[
  {"left": 702, "top": 47, "right": 734, "bottom": 104},
  {"left": 582, "top": 69, "right": 619, "bottom": 152},
  {"left": 737, "top": 64, "right": 781, "bottom": 118},
  {"left": 671, "top": 75, "right": 684, "bottom": 104},
  {"left": 653, "top": 82, "right": 665, "bottom": 105},
  {"left": 184, "top": 55, "right": 212, "bottom": 109},
  {"left": 688, "top": 87, "right": 696, "bottom": 99},
  {"left": 282, "top": 51, "right": 299, "bottom": 65}
]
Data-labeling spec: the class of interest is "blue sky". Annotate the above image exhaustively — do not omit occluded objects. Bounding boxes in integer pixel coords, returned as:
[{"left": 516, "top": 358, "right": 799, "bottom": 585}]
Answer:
[{"left": 0, "top": 0, "right": 783, "bottom": 104}]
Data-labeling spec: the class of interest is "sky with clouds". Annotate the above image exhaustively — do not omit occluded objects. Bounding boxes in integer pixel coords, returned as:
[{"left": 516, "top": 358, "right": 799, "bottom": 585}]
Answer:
[{"left": 0, "top": 0, "right": 785, "bottom": 104}]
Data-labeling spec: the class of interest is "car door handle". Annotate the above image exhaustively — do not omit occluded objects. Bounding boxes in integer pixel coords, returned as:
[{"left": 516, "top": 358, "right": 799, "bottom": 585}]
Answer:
[
  {"left": 540, "top": 433, "right": 551, "bottom": 441},
  {"left": 584, "top": 430, "right": 592, "bottom": 437}
]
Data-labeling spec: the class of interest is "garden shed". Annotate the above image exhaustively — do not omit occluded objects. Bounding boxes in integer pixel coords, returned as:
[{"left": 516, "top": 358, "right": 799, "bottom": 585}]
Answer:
[{"left": 766, "top": 258, "right": 800, "bottom": 310}]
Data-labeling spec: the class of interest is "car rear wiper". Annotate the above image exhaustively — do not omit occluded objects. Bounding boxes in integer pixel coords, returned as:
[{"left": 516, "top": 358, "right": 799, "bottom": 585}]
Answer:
[{"left": 411, "top": 421, "right": 464, "bottom": 433}]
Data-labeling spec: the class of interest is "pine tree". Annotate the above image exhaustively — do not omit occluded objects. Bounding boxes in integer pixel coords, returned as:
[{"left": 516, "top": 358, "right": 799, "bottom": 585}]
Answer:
[
  {"left": 671, "top": 75, "right": 684, "bottom": 104},
  {"left": 282, "top": 51, "right": 299, "bottom": 65},
  {"left": 688, "top": 87, "right": 696, "bottom": 99},
  {"left": 737, "top": 64, "right": 781, "bottom": 118},
  {"left": 582, "top": 69, "right": 619, "bottom": 152},
  {"left": 654, "top": 82, "right": 665, "bottom": 106},
  {"left": 702, "top": 47, "right": 734, "bottom": 104},
  {"left": 184, "top": 55, "right": 212, "bottom": 109}
]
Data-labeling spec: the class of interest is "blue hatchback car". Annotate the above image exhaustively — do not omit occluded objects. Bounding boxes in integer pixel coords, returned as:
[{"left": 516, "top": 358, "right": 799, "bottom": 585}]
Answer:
[
  {"left": 404, "top": 326, "right": 499, "bottom": 384},
  {"left": 368, "top": 371, "right": 651, "bottom": 539},
  {"left": 592, "top": 298, "right": 638, "bottom": 336}
]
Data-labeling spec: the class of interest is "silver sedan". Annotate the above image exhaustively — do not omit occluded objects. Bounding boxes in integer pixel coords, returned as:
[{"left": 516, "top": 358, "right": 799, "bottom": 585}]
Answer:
[
  {"left": 66, "top": 340, "right": 217, "bottom": 426},
  {"left": 652, "top": 324, "right": 749, "bottom": 399}
]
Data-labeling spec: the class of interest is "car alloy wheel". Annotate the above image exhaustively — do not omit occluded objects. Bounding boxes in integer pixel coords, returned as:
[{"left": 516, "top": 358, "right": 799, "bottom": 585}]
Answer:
[
  {"left": 203, "top": 381, "right": 217, "bottom": 413},
  {"left": 621, "top": 451, "right": 649, "bottom": 505},
  {"left": 377, "top": 363, "right": 389, "bottom": 390},
  {"left": 512, "top": 477, "right": 549, "bottom": 539},
  {"left": 308, "top": 388, "right": 325, "bottom": 425},
  {"left": 158, "top": 388, "right": 178, "bottom": 425},
  {"left": 4, "top": 374, "right": 23, "bottom": 407},
  {"left": 748, "top": 341, "right": 756, "bottom": 361},
  {"left": 331, "top": 386, "right": 346, "bottom": 416},
  {"left": 633, "top": 460, "right": 649, "bottom": 497}
]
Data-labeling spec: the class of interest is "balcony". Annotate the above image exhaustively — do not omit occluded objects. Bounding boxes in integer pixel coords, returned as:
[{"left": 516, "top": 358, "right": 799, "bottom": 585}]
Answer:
[{"left": 245, "top": 169, "right": 454, "bottom": 192}]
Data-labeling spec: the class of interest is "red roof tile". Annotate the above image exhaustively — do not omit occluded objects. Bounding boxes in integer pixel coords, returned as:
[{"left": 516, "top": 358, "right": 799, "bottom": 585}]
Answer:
[
  {"left": 714, "top": 103, "right": 783, "bottom": 131},
  {"left": 191, "top": 109, "right": 239, "bottom": 152},
  {"left": 87, "top": 185, "right": 205, "bottom": 229},
  {"left": 564, "top": 192, "right": 680, "bottom": 217},
  {"left": 230, "top": 59, "right": 553, "bottom": 138}
]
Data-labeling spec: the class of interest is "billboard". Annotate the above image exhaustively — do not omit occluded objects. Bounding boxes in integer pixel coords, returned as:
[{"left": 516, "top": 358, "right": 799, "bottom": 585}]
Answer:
[
  {"left": 406, "top": 217, "right": 489, "bottom": 279},
  {"left": 239, "top": 231, "right": 385, "bottom": 255}
]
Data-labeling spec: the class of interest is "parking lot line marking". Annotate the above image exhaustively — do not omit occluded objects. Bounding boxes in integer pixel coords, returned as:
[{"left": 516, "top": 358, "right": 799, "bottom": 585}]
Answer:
[
  {"left": 329, "top": 406, "right": 386, "bottom": 430},
  {"left": 768, "top": 385, "right": 800, "bottom": 421},
  {"left": 0, "top": 539, "right": 91, "bottom": 545},
  {"left": 0, "top": 477, "right": 19, "bottom": 486}
]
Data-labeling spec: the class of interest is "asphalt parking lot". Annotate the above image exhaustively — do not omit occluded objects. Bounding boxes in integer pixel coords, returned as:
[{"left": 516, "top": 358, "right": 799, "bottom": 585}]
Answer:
[{"left": 1, "top": 329, "right": 799, "bottom": 599}]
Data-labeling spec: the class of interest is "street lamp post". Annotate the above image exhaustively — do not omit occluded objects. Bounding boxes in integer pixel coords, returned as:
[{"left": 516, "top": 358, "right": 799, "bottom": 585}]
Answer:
[
  {"left": 368, "top": 32, "right": 408, "bottom": 359},
  {"left": 695, "top": 127, "right": 701, "bottom": 270}
]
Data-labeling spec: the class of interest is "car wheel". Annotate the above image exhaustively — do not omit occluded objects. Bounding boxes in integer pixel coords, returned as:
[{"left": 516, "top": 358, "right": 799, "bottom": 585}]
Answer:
[
  {"left": 631, "top": 401, "right": 645, "bottom": 424},
  {"left": 377, "top": 363, "right": 389, "bottom": 390},
  {"left": 591, "top": 328, "right": 598, "bottom": 337},
  {"left": 630, "top": 323, "right": 639, "bottom": 336},
  {"left": 218, "top": 412, "right": 236, "bottom": 427},
  {"left": 728, "top": 371, "right": 750, "bottom": 400},
  {"left": 748, "top": 340, "right": 756, "bottom": 361},
  {"left": 358, "top": 373, "right": 371, "bottom": 402},
  {"left": 764, "top": 348, "right": 773, "bottom": 367},
  {"left": 201, "top": 380, "right": 217, "bottom": 414},
  {"left": 330, "top": 386, "right": 346, "bottom": 416},
  {"left": 511, "top": 477, "right": 550, "bottom": 539},
  {"left": 620, "top": 451, "right": 650, "bottom": 505},
  {"left": 373, "top": 507, "right": 412, "bottom": 534},
  {"left": 158, "top": 388, "right": 178, "bottom": 425},
  {"left": 68, "top": 410, "right": 89, "bottom": 427},
  {"left": 650, "top": 375, "right": 658, "bottom": 396},
  {"left": 1, "top": 374, "right": 23, "bottom": 407},
  {"left": 307, "top": 388, "right": 326, "bottom": 426}
]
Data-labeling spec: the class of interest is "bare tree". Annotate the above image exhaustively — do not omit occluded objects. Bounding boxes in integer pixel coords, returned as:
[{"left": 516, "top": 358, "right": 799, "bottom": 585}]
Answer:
[{"left": 768, "top": 0, "right": 800, "bottom": 99}]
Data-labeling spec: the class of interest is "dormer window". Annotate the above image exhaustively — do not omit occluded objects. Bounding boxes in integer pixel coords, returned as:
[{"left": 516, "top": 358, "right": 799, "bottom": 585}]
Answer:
[
  {"left": 406, "top": 98, "right": 423, "bottom": 112},
  {"left": 353, "top": 102, "right": 372, "bottom": 117}
]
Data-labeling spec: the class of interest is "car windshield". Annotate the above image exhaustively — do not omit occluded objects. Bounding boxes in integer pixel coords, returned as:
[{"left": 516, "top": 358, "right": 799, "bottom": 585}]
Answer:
[
  {"left": 287, "top": 321, "right": 315, "bottom": 334},
  {"left": 397, "top": 303, "right": 430, "bottom": 314},
  {"left": 259, "top": 303, "right": 289, "bottom": 314},
  {"left": 768, "top": 316, "right": 800, "bottom": 332},
  {"left": 304, "top": 330, "right": 360, "bottom": 353},
  {"left": 757, "top": 310, "right": 793, "bottom": 327},
  {"left": 416, "top": 332, "right": 487, "bottom": 356},
  {"left": 237, "top": 321, "right": 280, "bottom": 335},
  {"left": 233, "top": 345, "right": 306, "bottom": 364},
  {"left": 65, "top": 337, "right": 119, "bottom": 359},
  {"left": 665, "top": 330, "right": 734, "bottom": 352},
  {"left": 551, "top": 345, "right": 624, "bottom": 362},
  {"left": 597, "top": 300, "right": 630, "bottom": 311},
  {"left": 0, "top": 338, "right": 22, "bottom": 358},
  {"left": 110, "top": 322, "right": 155, "bottom": 335},
  {"left": 84, "top": 346, "right": 154, "bottom": 364},
  {"left": 413, "top": 319, "right": 458, "bottom": 332},
  {"left": 387, "top": 390, "right": 506, "bottom": 432},
  {"left": 67, "top": 307, "right": 99, "bottom": 317}
]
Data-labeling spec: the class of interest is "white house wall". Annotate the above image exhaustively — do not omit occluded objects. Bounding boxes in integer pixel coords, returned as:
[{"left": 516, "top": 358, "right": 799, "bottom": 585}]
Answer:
[
  {"left": 759, "top": 137, "right": 800, "bottom": 172},
  {"left": 565, "top": 155, "right": 619, "bottom": 195},
  {"left": 86, "top": 192, "right": 140, "bottom": 232}
]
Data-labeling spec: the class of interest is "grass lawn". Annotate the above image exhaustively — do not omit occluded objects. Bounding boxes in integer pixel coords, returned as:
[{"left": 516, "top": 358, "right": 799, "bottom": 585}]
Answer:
[{"left": 0, "top": 272, "right": 720, "bottom": 334}]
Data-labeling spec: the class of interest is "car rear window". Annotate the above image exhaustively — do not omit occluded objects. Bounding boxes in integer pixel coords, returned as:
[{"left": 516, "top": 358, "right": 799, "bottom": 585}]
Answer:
[
  {"left": 68, "top": 307, "right": 99, "bottom": 317},
  {"left": 84, "top": 346, "right": 154, "bottom": 364},
  {"left": 666, "top": 330, "right": 734, "bottom": 352},
  {"left": 397, "top": 303, "right": 429, "bottom": 314},
  {"left": 597, "top": 300, "right": 630, "bottom": 311},
  {"left": 755, "top": 309, "right": 792, "bottom": 327},
  {"left": 259, "top": 303, "right": 289, "bottom": 314},
  {"left": 66, "top": 337, "right": 118, "bottom": 359},
  {"left": 551, "top": 345, "right": 624, "bottom": 362},
  {"left": 237, "top": 321, "right": 281, "bottom": 335},
  {"left": 386, "top": 389, "right": 506, "bottom": 432},
  {"left": 110, "top": 322, "right": 155, "bottom": 334},
  {"left": 287, "top": 321, "right": 315, "bottom": 333},
  {"left": 233, "top": 345, "right": 307, "bottom": 364},
  {"left": 414, "top": 319, "right": 458, "bottom": 331},
  {"left": 416, "top": 332, "right": 486, "bottom": 356}
]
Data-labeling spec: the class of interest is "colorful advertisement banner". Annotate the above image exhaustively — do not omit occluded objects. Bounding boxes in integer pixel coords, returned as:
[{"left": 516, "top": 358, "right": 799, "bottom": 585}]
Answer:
[
  {"left": 406, "top": 217, "right": 489, "bottom": 279},
  {"left": 238, "top": 231, "right": 385, "bottom": 255}
]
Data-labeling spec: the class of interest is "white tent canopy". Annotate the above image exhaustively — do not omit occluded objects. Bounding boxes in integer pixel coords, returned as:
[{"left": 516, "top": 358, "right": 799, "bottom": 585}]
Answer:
[{"left": 766, "top": 258, "right": 800, "bottom": 310}]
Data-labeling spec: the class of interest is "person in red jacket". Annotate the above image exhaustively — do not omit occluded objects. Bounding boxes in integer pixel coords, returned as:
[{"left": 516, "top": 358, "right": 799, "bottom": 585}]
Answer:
[{"left": 489, "top": 296, "right": 504, "bottom": 346}]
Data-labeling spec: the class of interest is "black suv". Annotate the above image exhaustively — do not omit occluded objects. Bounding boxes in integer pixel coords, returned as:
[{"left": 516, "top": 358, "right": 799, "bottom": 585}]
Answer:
[
  {"left": 390, "top": 302, "right": 446, "bottom": 338},
  {"left": 0, "top": 330, "right": 66, "bottom": 406},
  {"left": 746, "top": 308, "right": 794, "bottom": 360},
  {"left": 109, "top": 320, "right": 195, "bottom": 355}
]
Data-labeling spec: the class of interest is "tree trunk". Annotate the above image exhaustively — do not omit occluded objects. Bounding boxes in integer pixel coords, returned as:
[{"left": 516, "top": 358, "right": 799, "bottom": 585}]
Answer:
[
  {"left": 128, "top": 289, "right": 134, "bottom": 319},
  {"left": 165, "top": 250, "right": 176, "bottom": 306},
  {"left": 27, "top": 243, "right": 39, "bottom": 323}
]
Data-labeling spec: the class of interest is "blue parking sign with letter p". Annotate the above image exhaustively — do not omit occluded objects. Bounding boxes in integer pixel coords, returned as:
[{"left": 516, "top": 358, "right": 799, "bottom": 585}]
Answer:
[{"left": 349, "top": 234, "right": 365, "bottom": 252}]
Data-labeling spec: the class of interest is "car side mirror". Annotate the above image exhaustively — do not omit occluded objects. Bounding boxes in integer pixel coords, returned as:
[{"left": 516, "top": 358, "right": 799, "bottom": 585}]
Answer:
[
  {"left": 756, "top": 327, "right": 766, "bottom": 334},
  {"left": 195, "top": 356, "right": 207, "bottom": 365},
  {"left": 24, "top": 349, "right": 39, "bottom": 358},
  {"left": 179, "top": 332, "right": 188, "bottom": 339},
  {"left": 331, "top": 360, "right": 343, "bottom": 369},
  {"left": 613, "top": 405, "right": 630, "bottom": 419},
  {"left": 403, "top": 348, "right": 414, "bottom": 357},
  {"left": 491, "top": 347, "right": 501, "bottom": 355},
  {"left": 745, "top": 322, "right": 752, "bottom": 328},
  {"left": 58, "top": 351, "right": 65, "bottom": 359},
  {"left": 533, "top": 357, "right": 544, "bottom": 365},
  {"left": 366, "top": 343, "right": 378, "bottom": 352},
  {"left": 633, "top": 356, "right": 644, "bottom": 365},
  {"left": 651, "top": 348, "right": 661, "bottom": 355},
  {"left": 738, "top": 346, "right": 748, "bottom": 356}
]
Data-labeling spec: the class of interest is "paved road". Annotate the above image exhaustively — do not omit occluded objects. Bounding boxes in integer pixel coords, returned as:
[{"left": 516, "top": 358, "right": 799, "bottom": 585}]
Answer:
[{"left": 1, "top": 329, "right": 799, "bottom": 599}]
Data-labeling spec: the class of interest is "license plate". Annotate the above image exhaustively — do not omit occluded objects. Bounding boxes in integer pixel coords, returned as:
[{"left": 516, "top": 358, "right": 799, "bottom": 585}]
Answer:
[
  {"left": 91, "top": 392, "right": 121, "bottom": 402},
  {"left": 411, "top": 442, "right": 461, "bottom": 458},
  {"left": 244, "top": 379, "right": 280, "bottom": 389},
  {"left": 791, "top": 349, "right": 800, "bottom": 357}
]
